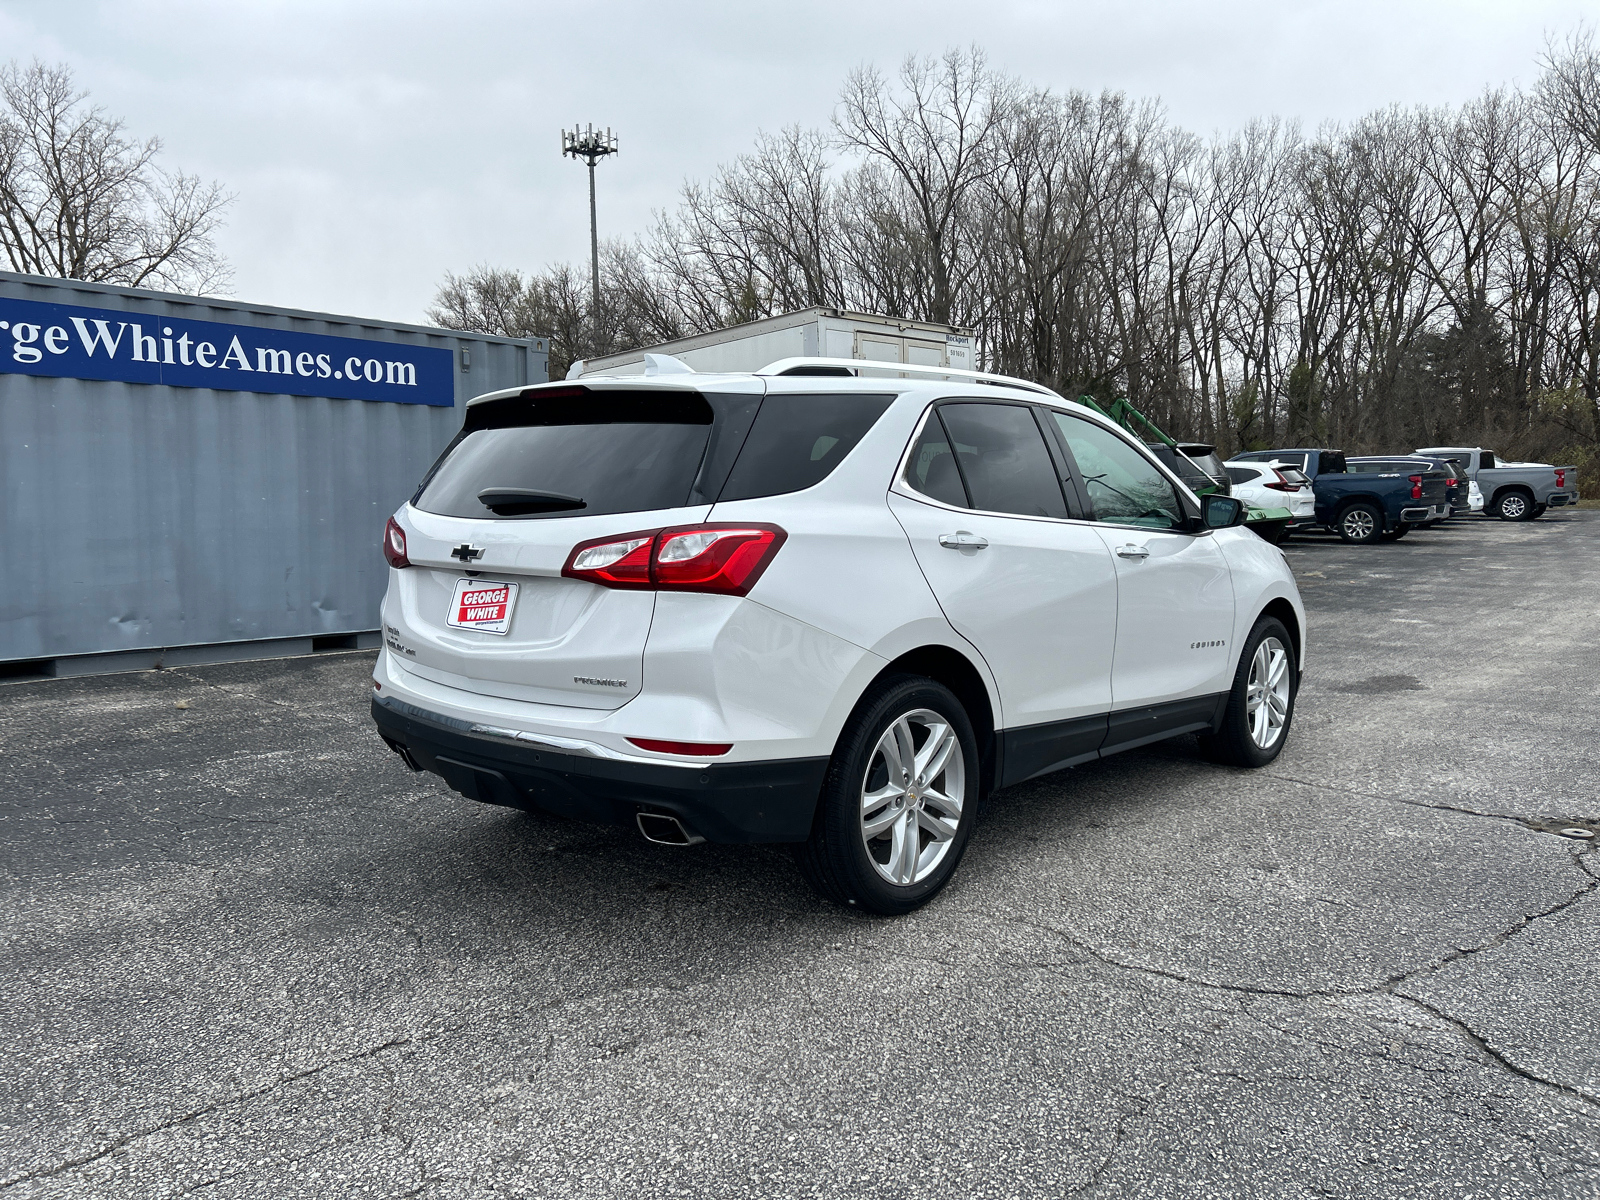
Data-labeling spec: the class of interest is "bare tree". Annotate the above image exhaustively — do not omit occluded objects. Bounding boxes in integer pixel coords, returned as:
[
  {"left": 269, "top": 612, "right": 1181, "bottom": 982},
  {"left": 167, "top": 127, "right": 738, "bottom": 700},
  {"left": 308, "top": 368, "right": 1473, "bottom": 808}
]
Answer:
[
  {"left": 0, "top": 60, "right": 231, "bottom": 293},
  {"left": 835, "top": 48, "right": 1003, "bottom": 325}
]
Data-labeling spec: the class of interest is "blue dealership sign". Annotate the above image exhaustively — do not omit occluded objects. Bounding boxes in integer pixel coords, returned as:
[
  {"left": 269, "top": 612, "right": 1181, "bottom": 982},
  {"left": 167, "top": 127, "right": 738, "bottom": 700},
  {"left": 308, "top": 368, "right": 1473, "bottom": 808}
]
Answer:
[{"left": 0, "top": 295, "right": 454, "bottom": 406}]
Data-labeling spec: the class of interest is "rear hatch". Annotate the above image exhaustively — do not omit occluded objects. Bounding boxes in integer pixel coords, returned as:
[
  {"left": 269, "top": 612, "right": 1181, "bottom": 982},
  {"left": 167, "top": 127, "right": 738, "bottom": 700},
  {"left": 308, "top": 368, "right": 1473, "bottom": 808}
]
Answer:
[{"left": 389, "top": 382, "right": 760, "bottom": 709}]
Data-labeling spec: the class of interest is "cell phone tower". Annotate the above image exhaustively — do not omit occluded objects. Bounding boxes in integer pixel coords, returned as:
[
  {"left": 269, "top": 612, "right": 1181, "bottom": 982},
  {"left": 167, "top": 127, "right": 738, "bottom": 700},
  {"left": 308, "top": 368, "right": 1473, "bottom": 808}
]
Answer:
[{"left": 561, "top": 125, "right": 619, "bottom": 325}]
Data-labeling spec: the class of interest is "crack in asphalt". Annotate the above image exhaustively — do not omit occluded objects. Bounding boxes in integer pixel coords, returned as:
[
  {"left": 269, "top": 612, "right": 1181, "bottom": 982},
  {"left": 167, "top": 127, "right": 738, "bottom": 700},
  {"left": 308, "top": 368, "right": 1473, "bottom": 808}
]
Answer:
[
  {"left": 967, "top": 876, "right": 1600, "bottom": 1118},
  {"left": 0, "top": 1033, "right": 429, "bottom": 1192},
  {"left": 1270, "top": 771, "right": 1597, "bottom": 835}
]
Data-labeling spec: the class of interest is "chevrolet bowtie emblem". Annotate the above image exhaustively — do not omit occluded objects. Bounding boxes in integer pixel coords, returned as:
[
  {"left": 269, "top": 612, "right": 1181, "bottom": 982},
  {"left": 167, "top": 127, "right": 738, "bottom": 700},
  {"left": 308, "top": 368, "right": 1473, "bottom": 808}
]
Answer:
[{"left": 450, "top": 544, "right": 484, "bottom": 562}]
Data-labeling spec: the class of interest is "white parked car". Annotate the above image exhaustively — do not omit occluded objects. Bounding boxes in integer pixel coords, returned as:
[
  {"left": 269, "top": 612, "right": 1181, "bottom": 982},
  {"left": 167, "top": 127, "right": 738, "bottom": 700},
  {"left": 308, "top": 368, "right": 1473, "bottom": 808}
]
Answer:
[
  {"left": 1223, "top": 461, "right": 1316, "bottom": 531},
  {"left": 372, "top": 357, "right": 1307, "bottom": 913}
]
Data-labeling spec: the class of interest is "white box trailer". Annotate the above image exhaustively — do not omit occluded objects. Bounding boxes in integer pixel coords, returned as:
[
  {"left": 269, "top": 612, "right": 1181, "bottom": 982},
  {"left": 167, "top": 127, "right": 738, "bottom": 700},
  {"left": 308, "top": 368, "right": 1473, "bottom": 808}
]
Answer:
[{"left": 574, "top": 307, "right": 975, "bottom": 378}]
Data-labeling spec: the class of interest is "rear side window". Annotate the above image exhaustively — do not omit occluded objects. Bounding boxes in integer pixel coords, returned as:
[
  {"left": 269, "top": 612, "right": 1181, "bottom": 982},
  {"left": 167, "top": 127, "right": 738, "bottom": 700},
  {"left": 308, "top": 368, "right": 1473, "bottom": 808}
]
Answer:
[
  {"left": 719, "top": 392, "right": 894, "bottom": 502},
  {"left": 937, "top": 403, "right": 1068, "bottom": 519},
  {"left": 1225, "top": 466, "right": 1260, "bottom": 485},
  {"left": 905, "top": 414, "right": 969, "bottom": 507},
  {"left": 416, "top": 392, "right": 713, "bottom": 520}
]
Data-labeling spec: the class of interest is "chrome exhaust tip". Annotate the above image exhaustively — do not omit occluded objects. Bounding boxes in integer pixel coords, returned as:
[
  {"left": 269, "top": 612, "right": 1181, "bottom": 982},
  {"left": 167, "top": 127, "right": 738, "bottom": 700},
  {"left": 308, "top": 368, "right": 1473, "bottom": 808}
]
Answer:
[{"left": 636, "top": 812, "right": 705, "bottom": 846}]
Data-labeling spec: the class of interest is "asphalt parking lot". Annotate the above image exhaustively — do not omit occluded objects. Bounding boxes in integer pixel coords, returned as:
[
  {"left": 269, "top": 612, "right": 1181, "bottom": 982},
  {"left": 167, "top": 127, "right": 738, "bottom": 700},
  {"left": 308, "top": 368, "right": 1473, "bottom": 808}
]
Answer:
[{"left": 2, "top": 511, "right": 1597, "bottom": 1199}]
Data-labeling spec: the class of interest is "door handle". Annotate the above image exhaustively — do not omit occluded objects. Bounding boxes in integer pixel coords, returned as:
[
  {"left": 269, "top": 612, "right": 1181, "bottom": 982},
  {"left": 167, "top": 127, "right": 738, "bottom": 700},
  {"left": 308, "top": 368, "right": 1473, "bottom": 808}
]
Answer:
[
  {"left": 938, "top": 531, "right": 989, "bottom": 550},
  {"left": 1116, "top": 544, "right": 1150, "bottom": 560}
]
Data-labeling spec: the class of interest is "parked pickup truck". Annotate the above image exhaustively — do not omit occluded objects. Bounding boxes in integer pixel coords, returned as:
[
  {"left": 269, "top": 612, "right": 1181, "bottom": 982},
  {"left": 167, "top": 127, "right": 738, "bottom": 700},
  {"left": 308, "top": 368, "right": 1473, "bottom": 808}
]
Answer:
[
  {"left": 1347, "top": 456, "right": 1463, "bottom": 525},
  {"left": 1235, "top": 447, "right": 1449, "bottom": 543},
  {"left": 1414, "top": 446, "right": 1581, "bottom": 521}
]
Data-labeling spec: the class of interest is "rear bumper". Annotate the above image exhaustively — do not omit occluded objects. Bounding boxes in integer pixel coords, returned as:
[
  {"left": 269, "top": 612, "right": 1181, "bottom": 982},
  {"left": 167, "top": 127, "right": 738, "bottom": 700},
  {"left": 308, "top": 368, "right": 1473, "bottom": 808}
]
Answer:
[
  {"left": 372, "top": 693, "right": 827, "bottom": 843},
  {"left": 1400, "top": 506, "right": 1432, "bottom": 523}
]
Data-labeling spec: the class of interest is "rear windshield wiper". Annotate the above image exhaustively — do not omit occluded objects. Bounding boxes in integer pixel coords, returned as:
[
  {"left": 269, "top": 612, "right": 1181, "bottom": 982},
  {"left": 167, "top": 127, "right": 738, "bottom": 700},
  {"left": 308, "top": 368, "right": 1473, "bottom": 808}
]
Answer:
[{"left": 476, "top": 487, "right": 587, "bottom": 515}]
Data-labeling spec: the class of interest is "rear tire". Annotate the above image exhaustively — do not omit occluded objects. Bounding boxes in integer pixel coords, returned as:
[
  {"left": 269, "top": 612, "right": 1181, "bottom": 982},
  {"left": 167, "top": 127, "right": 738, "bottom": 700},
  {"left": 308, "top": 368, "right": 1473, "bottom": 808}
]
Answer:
[
  {"left": 1336, "top": 502, "right": 1383, "bottom": 544},
  {"left": 795, "top": 675, "right": 980, "bottom": 915},
  {"left": 1495, "top": 490, "right": 1533, "bottom": 521},
  {"left": 1200, "top": 617, "right": 1297, "bottom": 768},
  {"left": 1531, "top": 504, "right": 1547, "bottom": 519},
  {"left": 1380, "top": 523, "right": 1411, "bottom": 542}
]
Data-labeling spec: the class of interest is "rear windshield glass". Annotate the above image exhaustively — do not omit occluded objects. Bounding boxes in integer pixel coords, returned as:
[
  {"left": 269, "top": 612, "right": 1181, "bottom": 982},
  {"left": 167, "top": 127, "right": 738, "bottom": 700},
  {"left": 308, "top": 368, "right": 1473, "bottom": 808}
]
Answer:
[
  {"left": 719, "top": 392, "right": 894, "bottom": 502},
  {"left": 416, "top": 392, "right": 713, "bottom": 520},
  {"left": 1181, "top": 450, "right": 1227, "bottom": 482}
]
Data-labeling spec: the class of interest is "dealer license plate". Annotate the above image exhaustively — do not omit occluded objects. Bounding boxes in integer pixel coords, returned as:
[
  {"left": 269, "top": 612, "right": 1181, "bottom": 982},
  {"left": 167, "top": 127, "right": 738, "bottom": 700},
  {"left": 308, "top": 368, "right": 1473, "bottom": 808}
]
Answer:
[{"left": 445, "top": 578, "right": 519, "bottom": 635}]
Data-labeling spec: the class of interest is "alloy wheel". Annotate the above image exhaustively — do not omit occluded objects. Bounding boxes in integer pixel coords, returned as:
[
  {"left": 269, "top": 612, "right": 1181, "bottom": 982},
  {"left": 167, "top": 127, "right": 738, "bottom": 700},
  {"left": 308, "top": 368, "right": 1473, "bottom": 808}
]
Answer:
[
  {"left": 1246, "top": 637, "right": 1291, "bottom": 749},
  {"left": 1501, "top": 494, "right": 1528, "bottom": 519},
  {"left": 1342, "top": 509, "right": 1375, "bottom": 540},
  {"left": 860, "top": 709, "right": 966, "bottom": 886}
]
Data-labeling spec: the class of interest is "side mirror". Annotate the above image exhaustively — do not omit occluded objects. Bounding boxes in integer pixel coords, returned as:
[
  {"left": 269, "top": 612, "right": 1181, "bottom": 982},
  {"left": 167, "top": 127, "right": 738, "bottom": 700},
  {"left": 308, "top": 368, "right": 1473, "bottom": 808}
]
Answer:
[{"left": 1202, "top": 494, "right": 1246, "bottom": 529}]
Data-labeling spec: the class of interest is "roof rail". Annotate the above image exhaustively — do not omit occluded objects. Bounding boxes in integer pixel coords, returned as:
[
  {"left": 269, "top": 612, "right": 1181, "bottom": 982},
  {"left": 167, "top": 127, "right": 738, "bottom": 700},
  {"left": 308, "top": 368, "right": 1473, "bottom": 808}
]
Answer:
[{"left": 754, "top": 357, "right": 1060, "bottom": 399}]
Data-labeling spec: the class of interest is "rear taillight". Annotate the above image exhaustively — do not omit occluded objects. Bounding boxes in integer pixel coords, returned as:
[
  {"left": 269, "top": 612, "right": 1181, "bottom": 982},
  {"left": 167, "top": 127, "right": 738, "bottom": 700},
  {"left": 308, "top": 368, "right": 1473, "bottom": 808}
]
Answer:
[
  {"left": 565, "top": 531, "right": 655, "bottom": 588},
  {"left": 563, "top": 524, "right": 787, "bottom": 596},
  {"left": 1556, "top": 469, "right": 1566, "bottom": 487},
  {"left": 1409, "top": 474, "right": 1423, "bottom": 500},
  {"left": 383, "top": 517, "right": 410, "bottom": 568},
  {"left": 1264, "top": 469, "right": 1298, "bottom": 492},
  {"left": 626, "top": 737, "right": 733, "bottom": 756}
]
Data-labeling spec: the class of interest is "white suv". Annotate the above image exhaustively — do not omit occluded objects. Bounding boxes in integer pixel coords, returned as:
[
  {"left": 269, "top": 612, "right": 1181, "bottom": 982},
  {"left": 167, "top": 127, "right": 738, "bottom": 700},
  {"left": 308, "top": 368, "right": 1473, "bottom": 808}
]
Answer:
[{"left": 372, "top": 358, "right": 1305, "bottom": 913}]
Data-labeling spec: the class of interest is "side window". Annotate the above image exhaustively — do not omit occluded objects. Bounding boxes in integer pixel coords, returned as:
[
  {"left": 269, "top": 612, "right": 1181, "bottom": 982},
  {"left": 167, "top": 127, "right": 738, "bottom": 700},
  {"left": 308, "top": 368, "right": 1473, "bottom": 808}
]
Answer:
[
  {"left": 1051, "top": 414, "right": 1185, "bottom": 530},
  {"left": 719, "top": 392, "right": 895, "bottom": 501},
  {"left": 904, "top": 411, "right": 969, "bottom": 507},
  {"left": 1225, "top": 466, "right": 1260, "bottom": 485},
  {"left": 936, "top": 403, "right": 1068, "bottom": 519}
]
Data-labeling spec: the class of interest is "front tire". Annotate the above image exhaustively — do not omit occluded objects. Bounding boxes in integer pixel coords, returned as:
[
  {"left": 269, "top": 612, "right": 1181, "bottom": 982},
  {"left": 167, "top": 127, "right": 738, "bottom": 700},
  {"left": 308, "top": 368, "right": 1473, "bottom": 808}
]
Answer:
[
  {"left": 1336, "top": 502, "right": 1383, "bottom": 544},
  {"left": 796, "top": 675, "right": 979, "bottom": 915},
  {"left": 1200, "top": 617, "right": 1297, "bottom": 768}
]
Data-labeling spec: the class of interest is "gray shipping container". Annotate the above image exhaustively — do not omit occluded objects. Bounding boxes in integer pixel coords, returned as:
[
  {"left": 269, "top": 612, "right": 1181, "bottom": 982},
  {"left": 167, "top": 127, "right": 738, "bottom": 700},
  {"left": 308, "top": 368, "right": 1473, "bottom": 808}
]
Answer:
[{"left": 0, "top": 272, "right": 546, "bottom": 675}]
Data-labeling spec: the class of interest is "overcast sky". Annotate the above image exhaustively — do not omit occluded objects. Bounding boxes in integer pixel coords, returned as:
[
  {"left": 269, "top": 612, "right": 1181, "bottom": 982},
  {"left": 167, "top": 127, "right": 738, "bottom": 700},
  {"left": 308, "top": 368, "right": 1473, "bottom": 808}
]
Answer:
[{"left": 0, "top": 0, "right": 1591, "bottom": 324}]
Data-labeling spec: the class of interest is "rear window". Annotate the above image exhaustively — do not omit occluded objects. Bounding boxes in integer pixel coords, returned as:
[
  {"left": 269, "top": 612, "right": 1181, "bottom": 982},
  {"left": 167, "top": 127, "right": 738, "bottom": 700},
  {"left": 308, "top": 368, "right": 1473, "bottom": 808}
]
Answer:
[
  {"left": 718, "top": 393, "right": 894, "bottom": 502},
  {"left": 1180, "top": 449, "right": 1227, "bottom": 484},
  {"left": 416, "top": 391, "right": 713, "bottom": 520}
]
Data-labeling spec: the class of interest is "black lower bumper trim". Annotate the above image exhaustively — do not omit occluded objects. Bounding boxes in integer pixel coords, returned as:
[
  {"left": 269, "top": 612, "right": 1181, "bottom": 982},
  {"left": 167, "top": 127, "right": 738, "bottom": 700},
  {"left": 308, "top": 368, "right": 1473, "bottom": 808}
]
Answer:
[{"left": 371, "top": 695, "right": 827, "bottom": 844}]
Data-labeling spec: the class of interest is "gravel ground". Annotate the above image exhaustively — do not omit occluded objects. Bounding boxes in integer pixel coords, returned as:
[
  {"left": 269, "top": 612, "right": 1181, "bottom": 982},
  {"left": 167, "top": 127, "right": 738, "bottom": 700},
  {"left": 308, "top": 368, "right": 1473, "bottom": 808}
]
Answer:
[{"left": 1, "top": 511, "right": 1596, "bottom": 1199}]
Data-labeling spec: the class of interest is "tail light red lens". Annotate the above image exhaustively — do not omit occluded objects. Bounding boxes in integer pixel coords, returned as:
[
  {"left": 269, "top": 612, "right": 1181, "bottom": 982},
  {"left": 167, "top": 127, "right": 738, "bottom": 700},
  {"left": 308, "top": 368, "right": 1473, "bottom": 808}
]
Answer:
[
  {"left": 1409, "top": 474, "right": 1423, "bottom": 500},
  {"left": 655, "top": 527, "right": 785, "bottom": 594},
  {"left": 565, "top": 531, "right": 655, "bottom": 588},
  {"left": 563, "top": 524, "right": 786, "bottom": 596},
  {"left": 383, "top": 517, "right": 410, "bottom": 568},
  {"left": 626, "top": 737, "right": 733, "bottom": 756},
  {"left": 1556, "top": 469, "right": 1566, "bottom": 487},
  {"left": 1264, "top": 469, "right": 1298, "bottom": 492}
]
